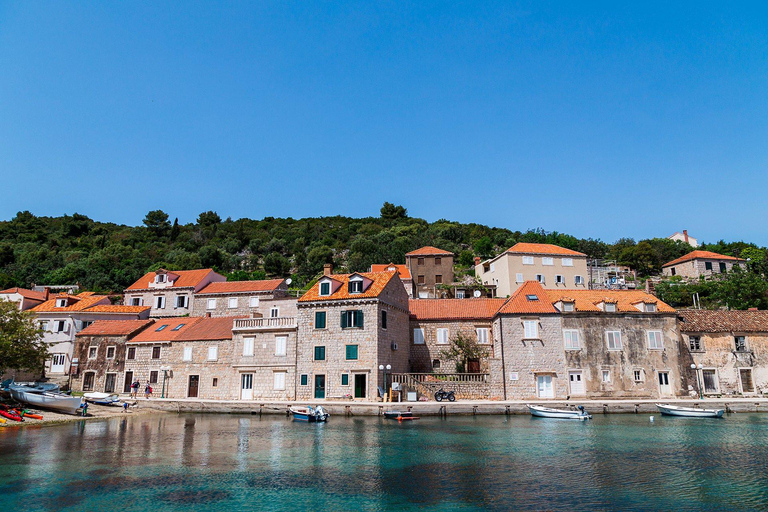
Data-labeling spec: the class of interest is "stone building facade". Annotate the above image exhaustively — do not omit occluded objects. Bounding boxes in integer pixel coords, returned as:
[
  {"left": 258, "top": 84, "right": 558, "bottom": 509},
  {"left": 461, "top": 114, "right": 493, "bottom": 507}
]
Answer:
[
  {"left": 405, "top": 247, "right": 455, "bottom": 299},
  {"left": 191, "top": 279, "right": 297, "bottom": 318},
  {"left": 123, "top": 268, "right": 225, "bottom": 317},
  {"left": 662, "top": 250, "right": 746, "bottom": 279}
]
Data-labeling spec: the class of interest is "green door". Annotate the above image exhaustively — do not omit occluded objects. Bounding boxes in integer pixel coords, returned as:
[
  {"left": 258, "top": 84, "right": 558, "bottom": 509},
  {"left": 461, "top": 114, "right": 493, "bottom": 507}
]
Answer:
[
  {"left": 314, "top": 375, "right": 326, "bottom": 399},
  {"left": 354, "top": 374, "right": 366, "bottom": 398}
]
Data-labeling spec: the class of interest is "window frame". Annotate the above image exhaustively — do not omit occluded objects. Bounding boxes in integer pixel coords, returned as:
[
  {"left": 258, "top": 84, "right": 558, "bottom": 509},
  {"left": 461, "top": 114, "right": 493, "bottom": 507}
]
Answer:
[
  {"left": 688, "top": 335, "right": 702, "bottom": 351},
  {"left": 275, "top": 336, "right": 287, "bottom": 357},
  {"left": 88, "top": 346, "right": 98, "bottom": 360},
  {"left": 542, "top": 257, "right": 554, "bottom": 266},
  {"left": 735, "top": 335, "right": 748, "bottom": 352},
  {"left": 562, "top": 258, "right": 573, "bottom": 267},
  {"left": 413, "top": 328, "right": 425, "bottom": 345},
  {"left": 207, "top": 346, "right": 218, "bottom": 361},
  {"left": 249, "top": 296, "right": 260, "bottom": 308},
  {"left": 151, "top": 346, "right": 161, "bottom": 359},
  {"left": 273, "top": 372, "right": 286, "bottom": 391},
  {"left": 345, "top": 344, "right": 358, "bottom": 360},
  {"left": 381, "top": 310, "right": 387, "bottom": 330},
  {"left": 314, "top": 346, "right": 326, "bottom": 361},
  {"left": 319, "top": 282, "right": 331, "bottom": 296},
  {"left": 436, "top": 328, "right": 450, "bottom": 345},
  {"left": 183, "top": 346, "right": 193, "bottom": 362},
  {"left": 314, "top": 311, "right": 327, "bottom": 329},
  {"left": 242, "top": 337, "right": 254, "bottom": 357},
  {"left": 476, "top": 327, "right": 489, "bottom": 344},
  {"left": 523, "top": 320, "right": 538, "bottom": 340},
  {"left": 228, "top": 297, "right": 238, "bottom": 309},
  {"left": 606, "top": 330, "right": 622, "bottom": 350},
  {"left": 155, "top": 296, "right": 165, "bottom": 309},
  {"left": 563, "top": 329, "right": 580, "bottom": 350},
  {"left": 106, "top": 346, "right": 116, "bottom": 360},
  {"left": 522, "top": 256, "right": 534, "bottom": 265},
  {"left": 647, "top": 330, "right": 663, "bottom": 350},
  {"left": 127, "top": 347, "right": 136, "bottom": 360},
  {"left": 207, "top": 298, "right": 217, "bottom": 310}
]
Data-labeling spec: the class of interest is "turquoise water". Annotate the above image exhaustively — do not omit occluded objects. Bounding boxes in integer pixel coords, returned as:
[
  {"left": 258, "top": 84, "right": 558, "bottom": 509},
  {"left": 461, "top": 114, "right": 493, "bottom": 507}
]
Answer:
[{"left": 2, "top": 413, "right": 768, "bottom": 511}]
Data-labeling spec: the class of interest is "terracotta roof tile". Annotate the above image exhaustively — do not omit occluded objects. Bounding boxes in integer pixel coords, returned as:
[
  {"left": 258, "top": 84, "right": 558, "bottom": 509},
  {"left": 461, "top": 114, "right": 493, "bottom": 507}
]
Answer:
[
  {"left": 678, "top": 310, "right": 768, "bottom": 332},
  {"left": 85, "top": 305, "right": 151, "bottom": 314},
  {"left": 371, "top": 264, "right": 412, "bottom": 280},
  {"left": 128, "top": 317, "right": 203, "bottom": 343},
  {"left": 497, "top": 281, "right": 560, "bottom": 315},
  {"left": 506, "top": 243, "right": 586, "bottom": 257},
  {"left": 545, "top": 289, "right": 675, "bottom": 313},
  {"left": 196, "top": 279, "right": 285, "bottom": 295},
  {"left": 76, "top": 320, "right": 155, "bottom": 337},
  {"left": 174, "top": 316, "right": 242, "bottom": 341},
  {"left": 405, "top": 246, "right": 454, "bottom": 256},
  {"left": 663, "top": 250, "right": 744, "bottom": 268},
  {"left": 125, "top": 268, "right": 220, "bottom": 291},
  {"left": 0, "top": 287, "right": 48, "bottom": 301},
  {"left": 299, "top": 272, "right": 397, "bottom": 302},
  {"left": 31, "top": 293, "right": 111, "bottom": 313},
  {"left": 408, "top": 298, "right": 506, "bottom": 321}
]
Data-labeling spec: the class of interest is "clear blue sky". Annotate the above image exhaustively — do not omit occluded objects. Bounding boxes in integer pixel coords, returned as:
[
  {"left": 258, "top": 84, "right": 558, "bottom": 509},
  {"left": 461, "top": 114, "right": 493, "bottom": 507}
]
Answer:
[{"left": 1, "top": 2, "right": 766, "bottom": 244}]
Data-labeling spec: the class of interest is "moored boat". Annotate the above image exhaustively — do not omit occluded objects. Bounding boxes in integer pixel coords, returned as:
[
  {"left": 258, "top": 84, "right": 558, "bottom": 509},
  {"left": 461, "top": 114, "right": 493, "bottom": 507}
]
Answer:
[
  {"left": 656, "top": 404, "right": 724, "bottom": 418},
  {"left": 289, "top": 405, "right": 330, "bottom": 422},
  {"left": 9, "top": 386, "right": 83, "bottom": 415},
  {"left": 84, "top": 392, "right": 121, "bottom": 405},
  {"left": 383, "top": 410, "right": 419, "bottom": 420},
  {"left": 528, "top": 404, "right": 592, "bottom": 420}
]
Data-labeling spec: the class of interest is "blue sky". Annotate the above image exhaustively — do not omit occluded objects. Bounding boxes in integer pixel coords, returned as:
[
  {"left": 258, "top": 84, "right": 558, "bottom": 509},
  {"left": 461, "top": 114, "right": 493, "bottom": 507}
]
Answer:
[{"left": 1, "top": 2, "right": 766, "bottom": 244}]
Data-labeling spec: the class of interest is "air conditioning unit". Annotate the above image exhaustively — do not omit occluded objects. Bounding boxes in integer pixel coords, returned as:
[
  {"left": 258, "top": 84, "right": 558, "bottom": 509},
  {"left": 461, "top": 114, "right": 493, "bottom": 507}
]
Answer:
[{"left": 391, "top": 343, "right": 398, "bottom": 351}]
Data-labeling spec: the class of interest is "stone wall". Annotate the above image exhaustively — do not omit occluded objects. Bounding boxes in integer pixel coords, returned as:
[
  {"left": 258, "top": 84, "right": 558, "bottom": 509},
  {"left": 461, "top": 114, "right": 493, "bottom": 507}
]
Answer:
[
  {"left": 231, "top": 327, "right": 298, "bottom": 400},
  {"left": 191, "top": 294, "right": 297, "bottom": 318},
  {"left": 409, "top": 319, "right": 495, "bottom": 373},
  {"left": 70, "top": 334, "right": 129, "bottom": 393},
  {"left": 124, "top": 288, "right": 195, "bottom": 317},
  {"left": 406, "top": 254, "right": 454, "bottom": 298}
]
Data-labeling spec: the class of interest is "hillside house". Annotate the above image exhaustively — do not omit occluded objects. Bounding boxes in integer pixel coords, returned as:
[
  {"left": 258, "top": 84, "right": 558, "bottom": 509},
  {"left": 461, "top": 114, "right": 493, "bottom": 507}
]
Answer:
[
  {"left": 662, "top": 251, "right": 746, "bottom": 279},
  {"left": 124, "top": 268, "right": 226, "bottom": 317},
  {"left": 405, "top": 246, "right": 455, "bottom": 298}
]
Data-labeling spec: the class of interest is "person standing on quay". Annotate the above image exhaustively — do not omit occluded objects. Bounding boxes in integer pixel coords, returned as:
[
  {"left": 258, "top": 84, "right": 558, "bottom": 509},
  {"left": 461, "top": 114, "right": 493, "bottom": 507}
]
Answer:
[
  {"left": 131, "top": 379, "right": 140, "bottom": 399},
  {"left": 144, "top": 382, "right": 152, "bottom": 399}
]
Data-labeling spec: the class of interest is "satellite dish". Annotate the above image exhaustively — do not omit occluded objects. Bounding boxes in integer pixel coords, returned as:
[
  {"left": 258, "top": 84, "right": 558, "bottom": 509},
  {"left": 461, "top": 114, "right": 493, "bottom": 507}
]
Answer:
[
  {"left": 285, "top": 278, "right": 292, "bottom": 285},
  {"left": 473, "top": 290, "right": 482, "bottom": 298}
]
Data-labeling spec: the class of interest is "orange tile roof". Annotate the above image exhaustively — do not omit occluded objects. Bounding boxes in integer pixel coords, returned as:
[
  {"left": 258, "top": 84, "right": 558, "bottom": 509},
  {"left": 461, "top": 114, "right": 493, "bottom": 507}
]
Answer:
[
  {"left": 125, "top": 268, "right": 219, "bottom": 290},
  {"left": 299, "top": 272, "right": 397, "bottom": 302},
  {"left": 76, "top": 320, "right": 155, "bottom": 337},
  {"left": 0, "top": 287, "right": 47, "bottom": 301},
  {"left": 409, "top": 298, "right": 506, "bottom": 321},
  {"left": 506, "top": 243, "right": 586, "bottom": 257},
  {"left": 85, "top": 305, "right": 151, "bottom": 314},
  {"left": 497, "top": 281, "right": 560, "bottom": 315},
  {"left": 405, "top": 246, "right": 454, "bottom": 256},
  {"left": 174, "top": 316, "right": 242, "bottom": 341},
  {"left": 545, "top": 289, "right": 675, "bottom": 313},
  {"left": 128, "top": 317, "right": 203, "bottom": 343},
  {"left": 678, "top": 310, "right": 768, "bottom": 332},
  {"left": 371, "top": 264, "right": 412, "bottom": 280},
  {"left": 31, "top": 293, "right": 111, "bottom": 313},
  {"left": 663, "top": 250, "right": 744, "bottom": 268},
  {"left": 197, "top": 279, "right": 285, "bottom": 295}
]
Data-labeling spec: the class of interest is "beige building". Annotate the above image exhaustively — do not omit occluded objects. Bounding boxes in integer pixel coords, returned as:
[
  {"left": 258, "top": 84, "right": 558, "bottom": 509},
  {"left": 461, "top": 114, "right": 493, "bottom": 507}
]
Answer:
[
  {"left": 191, "top": 279, "right": 296, "bottom": 318},
  {"left": 476, "top": 243, "right": 588, "bottom": 297},
  {"left": 124, "top": 268, "right": 226, "bottom": 317},
  {"left": 662, "top": 250, "right": 745, "bottom": 279},
  {"left": 668, "top": 230, "right": 698, "bottom": 247},
  {"left": 0, "top": 287, "right": 48, "bottom": 311},
  {"left": 371, "top": 263, "right": 412, "bottom": 298},
  {"left": 405, "top": 246, "right": 454, "bottom": 298}
]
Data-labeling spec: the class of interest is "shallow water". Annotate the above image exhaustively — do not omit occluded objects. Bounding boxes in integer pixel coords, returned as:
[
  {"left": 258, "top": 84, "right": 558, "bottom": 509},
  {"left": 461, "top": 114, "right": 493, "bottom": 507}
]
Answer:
[{"left": 1, "top": 412, "right": 768, "bottom": 511}]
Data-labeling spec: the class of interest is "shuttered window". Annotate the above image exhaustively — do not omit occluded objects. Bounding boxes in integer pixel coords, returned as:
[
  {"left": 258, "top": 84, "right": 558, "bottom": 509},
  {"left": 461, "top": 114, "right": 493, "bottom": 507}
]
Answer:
[
  {"left": 341, "top": 310, "right": 363, "bottom": 328},
  {"left": 346, "top": 345, "right": 358, "bottom": 360},
  {"left": 314, "top": 346, "right": 325, "bottom": 361},
  {"left": 315, "top": 311, "right": 326, "bottom": 329}
]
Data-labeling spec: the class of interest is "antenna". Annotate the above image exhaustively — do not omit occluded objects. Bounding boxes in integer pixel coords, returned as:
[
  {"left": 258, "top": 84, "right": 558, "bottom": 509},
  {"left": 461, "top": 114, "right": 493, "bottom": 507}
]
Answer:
[
  {"left": 285, "top": 278, "right": 293, "bottom": 286},
  {"left": 473, "top": 290, "right": 482, "bottom": 298}
]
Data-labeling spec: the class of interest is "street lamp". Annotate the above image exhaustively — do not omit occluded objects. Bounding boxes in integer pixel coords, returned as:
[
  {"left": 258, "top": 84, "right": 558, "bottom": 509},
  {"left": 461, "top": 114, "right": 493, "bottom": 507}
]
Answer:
[
  {"left": 160, "top": 366, "right": 171, "bottom": 398},
  {"left": 691, "top": 363, "right": 704, "bottom": 399},
  {"left": 379, "top": 364, "right": 392, "bottom": 399}
]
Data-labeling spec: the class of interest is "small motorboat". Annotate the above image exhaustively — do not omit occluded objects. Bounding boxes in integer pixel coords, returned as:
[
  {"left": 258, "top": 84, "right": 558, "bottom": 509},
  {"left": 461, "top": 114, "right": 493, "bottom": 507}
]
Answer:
[
  {"left": 528, "top": 404, "right": 592, "bottom": 420},
  {"left": 289, "top": 405, "right": 330, "bottom": 422},
  {"left": 9, "top": 385, "right": 83, "bottom": 415},
  {"left": 84, "top": 392, "right": 122, "bottom": 405},
  {"left": 656, "top": 404, "right": 724, "bottom": 418},
  {"left": 383, "top": 410, "right": 419, "bottom": 421}
]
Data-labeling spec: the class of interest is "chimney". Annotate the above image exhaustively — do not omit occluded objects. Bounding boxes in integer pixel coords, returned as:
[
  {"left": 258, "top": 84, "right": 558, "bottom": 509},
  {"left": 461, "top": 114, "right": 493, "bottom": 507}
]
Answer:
[
  {"left": 749, "top": 307, "right": 758, "bottom": 311},
  {"left": 324, "top": 263, "right": 333, "bottom": 276},
  {"left": 44, "top": 287, "right": 50, "bottom": 299},
  {"left": 683, "top": 230, "right": 689, "bottom": 243},
  {"left": 474, "top": 257, "right": 481, "bottom": 266}
]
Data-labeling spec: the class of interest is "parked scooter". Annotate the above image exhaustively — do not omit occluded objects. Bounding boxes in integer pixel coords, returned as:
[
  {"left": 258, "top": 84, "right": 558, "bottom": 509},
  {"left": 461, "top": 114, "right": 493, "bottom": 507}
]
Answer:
[{"left": 434, "top": 388, "right": 456, "bottom": 402}]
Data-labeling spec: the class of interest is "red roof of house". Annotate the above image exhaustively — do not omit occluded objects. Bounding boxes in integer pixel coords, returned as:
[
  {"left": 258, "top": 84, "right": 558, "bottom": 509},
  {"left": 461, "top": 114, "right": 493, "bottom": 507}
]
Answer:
[
  {"left": 174, "top": 316, "right": 241, "bottom": 341},
  {"left": 196, "top": 279, "right": 285, "bottom": 295},
  {"left": 299, "top": 272, "right": 398, "bottom": 302},
  {"left": 663, "top": 250, "right": 744, "bottom": 268},
  {"left": 678, "top": 310, "right": 768, "bottom": 332},
  {"left": 31, "top": 293, "right": 111, "bottom": 313},
  {"left": 506, "top": 243, "right": 586, "bottom": 257},
  {"left": 125, "top": 269, "right": 220, "bottom": 290},
  {"left": 129, "top": 317, "right": 203, "bottom": 343},
  {"left": 405, "top": 246, "right": 454, "bottom": 257},
  {"left": 497, "top": 281, "right": 560, "bottom": 315},
  {"left": 371, "top": 264, "right": 412, "bottom": 280},
  {"left": 409, "top": 298, "right": 506, "bottom": 321},
  {"left": 0, "top": 287, "right": 48, "bottom": 301},
  {"left": 76, "top": 319, "right": 155, "bottom": 337},
  {"left": 545, "top": 289, "right": 675, "bottom": 313}
]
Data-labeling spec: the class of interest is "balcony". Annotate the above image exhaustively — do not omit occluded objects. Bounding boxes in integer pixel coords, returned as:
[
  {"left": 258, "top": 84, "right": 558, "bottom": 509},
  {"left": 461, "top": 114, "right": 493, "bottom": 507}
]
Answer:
[{"left": 233, "top": 317, "right": 297, "bottom": 331}]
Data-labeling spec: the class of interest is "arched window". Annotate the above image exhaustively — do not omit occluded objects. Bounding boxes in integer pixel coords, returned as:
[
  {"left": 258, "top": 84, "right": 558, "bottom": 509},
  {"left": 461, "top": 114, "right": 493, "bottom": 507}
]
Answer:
[{"left": 432, "top": 359, "right": 441, "bottom": 369}]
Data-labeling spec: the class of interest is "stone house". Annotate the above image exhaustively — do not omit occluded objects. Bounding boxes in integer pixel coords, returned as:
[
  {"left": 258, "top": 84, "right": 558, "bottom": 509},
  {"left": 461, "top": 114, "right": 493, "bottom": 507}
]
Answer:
[
  {"left": 407, "top": 298, "right": 505, "bottom": 373},
  {"left": 476, "top": 243, "right": 588, "bottom": 298},
  {"left": 71, "top": 319, "right": 155, "bottom": 394},
  {"left": 371, "top": 263, "right": 413, "bottom": 298},
  {"left": 677, "top": 310, "right": 768, "bottom": 396},
  {"left": 123, "top": 268, "right": 226, "bottom": 317},
  {"left": 662, "top": 250, "right": 745, "bottom": 279},
  {"left": 296, "top": 268, "right": 410, "bottom": 400},
  {"left": 0, "top": 287, "right": 48, "bottom": 311},
  {"left": 668, "top": 229, "right": 698, "bottom": 247},
  {"left": 191, "top": 279, "right": 297, "bottom": 318},
  {"left": 405, "top": 246, "right": 455, "bottom": 299}
]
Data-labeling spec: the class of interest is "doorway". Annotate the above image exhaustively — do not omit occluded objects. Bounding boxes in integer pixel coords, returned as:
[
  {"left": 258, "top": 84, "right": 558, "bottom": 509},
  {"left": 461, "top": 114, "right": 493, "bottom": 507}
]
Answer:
[
  {"left": 702, "top": 369, "right": 718, "bottom": 393},
  {"left": 188, "top": 375, "right": 200, "bottom": 398},
  {"left": 123, "top": 371, "right": 134, "bottom": 393},
  {"left": 314, "top": 374, "right": 326, "bottom": 399},
  {"left": 354, "top": 374, "right": 366, "bottom": 399},
  {"left": 467, "top": 358, "right": 481, "bottom": 373},
  {"left": 658, "top": 371, "right": 671, "bottom": 396},
  {"left": 241, "top": 373, "right": 254, "bottom": 400},
  {"left": 536, "top": 374, "right": 554, "bottom": 398},
  {"left": 104, "top": 373, "right": 116, "bottom": 393},
  {"left": 51, "top": 353, "right": 66, "bottom": 374},
  {"left": 739, "top": 368, "right": 755, "bottom": 393},
  {"left": 568, "top": 371, "right": 585, "bottom": 395}
]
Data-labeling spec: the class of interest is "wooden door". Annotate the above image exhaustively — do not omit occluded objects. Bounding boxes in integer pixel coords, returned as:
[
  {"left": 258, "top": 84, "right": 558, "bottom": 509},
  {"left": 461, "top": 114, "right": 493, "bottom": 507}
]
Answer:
[
  {"left": 537, "top": 375, "right": 554, "bottom": 398},
  {"left": 314, "top": 375, "right": 325, "bottom": 399},
  {"left": 657, "top": 371, "right": 671, "bottom": 396},
  {"left": 241, "top": 374, "right": 253, "bottom": 400},
  {"left": 354, "top": 374, "right": 366, "bottom": 398},
  {"left": 569, "top": 371, "right": 585, "bottom": 395},
  {"left": 467, "top": 358, "right": 481, "bottom": 373},
  {"left": 123, "top": 371, "right": 133, "bottom": 393},
  {"left": 104, "top": 373, "right": 116, "bottom": 393},
  {"left": 188, "top": 375, "right": 200, "bottom": 398}
]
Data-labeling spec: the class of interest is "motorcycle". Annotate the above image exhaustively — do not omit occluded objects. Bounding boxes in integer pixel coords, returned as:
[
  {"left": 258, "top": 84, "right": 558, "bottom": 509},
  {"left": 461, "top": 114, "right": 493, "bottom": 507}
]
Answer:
[{"left": 434, "top": 388, "right": 456, "bottom": 402}]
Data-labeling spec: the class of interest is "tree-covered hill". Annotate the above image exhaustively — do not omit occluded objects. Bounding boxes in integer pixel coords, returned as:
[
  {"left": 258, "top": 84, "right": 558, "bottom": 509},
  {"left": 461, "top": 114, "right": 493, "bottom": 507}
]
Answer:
[{"left": 0, "top": 204, "right": 762, "bottom": 296}]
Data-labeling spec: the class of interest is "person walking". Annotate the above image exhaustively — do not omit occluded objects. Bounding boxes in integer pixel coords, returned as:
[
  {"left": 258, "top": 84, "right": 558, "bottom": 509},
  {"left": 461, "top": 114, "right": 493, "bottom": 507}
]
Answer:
[
  {"left": 144, "top": 382, "right": 151, "bottom": 399},
  {"left": 131, "top": 379, "right": 140, "bottom": 399}
]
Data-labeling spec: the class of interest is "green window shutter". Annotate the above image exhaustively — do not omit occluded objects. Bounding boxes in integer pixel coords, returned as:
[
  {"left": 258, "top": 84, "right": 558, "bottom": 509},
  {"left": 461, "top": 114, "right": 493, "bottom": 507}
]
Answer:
[
  {"left": 346, "top": 345, "right": 358, "bottom": 360},
  {"left": 341, "top": 311, "right": 348, "bottom": 329},
  {"left": 341, "top": 374, "right": 349, "bottom": 386},
  {"left": 356, "top": 310, "right": 364, "bottom": 328},
  {"left": 381, "top": 310, "right": 387, "bottom": 329},
  {"left": 315, "top": 311, "right": 326, "bottom": 329},
  {"left": 300, "top": 374, "right": 308, "bottom": 386},
  {"left": 314, "top": 346, "right": 325, "bottom": 361}
]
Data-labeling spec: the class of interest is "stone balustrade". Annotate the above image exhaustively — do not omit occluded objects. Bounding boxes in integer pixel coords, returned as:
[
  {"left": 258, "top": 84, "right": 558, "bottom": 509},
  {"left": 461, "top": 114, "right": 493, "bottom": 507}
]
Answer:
[{"left": 233, "top": 317, "right": 297, "bottom": 330}]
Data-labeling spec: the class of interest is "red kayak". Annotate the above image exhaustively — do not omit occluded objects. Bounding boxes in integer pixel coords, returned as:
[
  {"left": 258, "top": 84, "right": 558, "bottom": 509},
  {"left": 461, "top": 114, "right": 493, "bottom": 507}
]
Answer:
[{"left": 0, "top": 409, "right": 23, "bottom": 422}]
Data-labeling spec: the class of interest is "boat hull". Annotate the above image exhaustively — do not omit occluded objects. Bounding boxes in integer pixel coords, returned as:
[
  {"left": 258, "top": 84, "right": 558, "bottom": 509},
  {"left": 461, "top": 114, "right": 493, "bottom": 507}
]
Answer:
[
  {"left": 84, "top": 393, "right": 121, "bottom": 405},
  {"left": 656, "top": 404, "right": 724, "bottom": 418},
  {"left": 10, "top": 388, "right": 83, "bottom": 415},
  {"left": 528, "top": 405, "right": 592, "bottom": 420},
  {"left": 289, "top": 406, "right": 329, "bottom": 422}
]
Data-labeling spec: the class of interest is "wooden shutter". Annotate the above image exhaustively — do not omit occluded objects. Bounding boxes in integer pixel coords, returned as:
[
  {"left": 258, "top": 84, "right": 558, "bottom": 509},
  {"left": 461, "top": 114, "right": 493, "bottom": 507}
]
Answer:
[
  {"left": 356, "top": 310, "right": 364, "bottom": 328},
  {"left": 341, "top": 311, "right": 348, "bottom": 328}
]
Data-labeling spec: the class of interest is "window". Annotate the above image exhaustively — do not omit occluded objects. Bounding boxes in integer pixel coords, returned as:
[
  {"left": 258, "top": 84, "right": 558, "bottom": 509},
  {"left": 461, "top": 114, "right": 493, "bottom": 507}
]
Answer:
[
  {"left": 315, "top": 311, "right": 327, "bottom": 329},
  {"left": 381, "top": 311, "right": 387, "bottom": 329},
  {"left": 270, "top": 307, "right": 279, "bottom": 318},
  {"left": 564, "top": 330, "right": 580, "bottom": 349},
  {"left": 719, "top": 262, "right": 727, "bottom": 273},
  {"left": 490, "top": 263, "right": 495, "bottom": 272},
  {"left": 39, "top": 321, "right": 49, "bottom": 331},
  {"left": 78, "top": 321, "right": 92, "bottom": 330},
  {"left": 349, "top": 280, "right": 363, "bottom": 293},
  {"left": 476, "top": 328, "right": 489, "bottom": 344},
  {"left": 131, "top": 297, "right": 143, "bottom": 306},
  {"left": 242, "top": 337, "right": 254, "bottom": 356},
  {"left": 562, "top": 302, "right": 575, "bottom": 312},
  {"left": 106, "top": 346, "right": 116, "bottom": 359},
  {"left": 645, "top": 303, "right": 657, "bottom": 312},
  {"left": 149, "top": 371, "right": 158, "bottom": 384},
  {"left": 417, "top": 257, "right": 425, "bottom": 265},
  {"left": 172, "top": 323, "right": 185, "bottom": 331},
  {"left": 509, "top": 371, "right": 519, "bottom": 381},
  {"left": 562, "top": 258, "right": 573, "bottom": 267},
  {"left": 273, "top": 372, "right": 286, "bottom": 391},
  {"left": 647, "top": 331, "right": 663, "bottom": 350},
  {"left": 633, "top": 370, "right": 643, "bottom": 382},
  {"left": 319, "top": 282, "right": 331, "bottom": 296},
  {"left": 88, "top": 346, "right": 98, "bottom": 359},
  {"left": 601, "top": 370, "right": 611, "bottom": 383},
  {"left": 346, "top": 345, "right": 358, "bottom": 360},
  {"left": 156, "top": 324, "right": 168, "bottom": 332},
  {"left": 249, "top": 296, "right": 259, "bottom": 308},
  {"left": 56, "top": 320, "right": 67, "bottom": 332},
  {"left": 228, "top": 297, "right": 238, "bottom": 309},
  {"left": 414, "top": 328, "right": 425, "bottom": 344},
  {"left": 417, "top": 275, "right": 425, "bottom": 285},
  {"left": 435, "top": 274, "right": 442, "bottom": 284},
  {"left": 523, "top": 320, "right": 538, "bottom": 339},
  {"left": 456, "top": 290, "right": 465, "bottom": 299},
  {"left": 522, "top": 256, "right": 534, "bottom": 265},
  {"left": 574, "top": 275, "right": 584, "bottom": 285},
  {"left": 175, "top": 295, "right": 188, "bottom": 308},
  {"left": 535, "top": 274, "right": 545, "bottom": 284},
  {"left": 516, "top": 273, "right": 524, "bottom": 283},
  {"left": 437, "top": 328, "right": 450, "bottom": 345},
  {"left": 341, "top": 373, "right": 349, "bottom": 386},
  {"left": 705, "top": 262, "right": 713, "bottom": 271},
  {"left": 435, "top": 257, "right": 442, "bottom": 265},
  {"left": 341, "top": 310, "right": 363, "bottom": 329},
  {"left": 542, "top": 257, "right": 554, "bottom": 266},
  {"left": 689, "top": 336, "right": 702, "bottom": 351},
  {"left": 527, "top": 295, "right": 539, "bottom": 301},
  {"left": 208, "top": 346, "right": 218, "bottom": 361},
  {"left": 155, "top": 296, "right": 165, "bottom": 309},
  {"left": 207, "top": 298, "right": 217, "bottom": 310},
  {"left": 183, "top": 347, "right": 192, "bottom": 361},
  {"left": 127, "top": 347, "right": 136, "bottom": 360},
  {"left": 152, "top": 346, "right": 161, "bottom": 359},
  {"left": 212, "top": 378, "right": 218, "bottom": 387},
  {"left": 275, "top": 336, "right": 287, "bottom": 356},
  {"left": 555, "top": 275, "right": 564, "bottom": 284},
  {"left": 606, "top": 331, "right": 622, "bottom": 350},
  {"left": 155, "top": 274, "right": 167, "bottom": 283},
  {"left": 604, "top": 303, "right": 617, "bottom": 312},
  {"left": 314, "top": 346, "right": 326, "bottom": 361},
  {"left": 300, "top": 374, "right": 308, "bottom": 386},
  {"left": 483, "top": 263, "right": 490, "bottom": 272},
  {"left": 735, "top": 336, "right": 747, "bottom": 352},
  {"left": 56, "top": 298, "right": 67, "bottom": 307},
  {"left": 671, "top": 268, "right": 676, "bottom": 276},
  {"left": 433, "top": 359, "right": 441, "bottom": 369}
]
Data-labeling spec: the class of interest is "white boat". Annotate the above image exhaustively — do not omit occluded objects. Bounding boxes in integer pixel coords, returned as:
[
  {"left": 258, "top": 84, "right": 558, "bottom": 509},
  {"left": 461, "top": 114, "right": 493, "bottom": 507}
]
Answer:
[
  {"left": 83, "top": 392, "right": 121, "bottom": 405},
  {"left": 10, "top": 386, "right": 83, "bottom": 415},
  {"left": 289, "top": 405, "right": 330, "bottom": 422},
  {"left": 656, "top": 403, "right": 724, "bottom": 418},
  {"left": 528, "top": 404, "right": 592, "bottom": 420}
]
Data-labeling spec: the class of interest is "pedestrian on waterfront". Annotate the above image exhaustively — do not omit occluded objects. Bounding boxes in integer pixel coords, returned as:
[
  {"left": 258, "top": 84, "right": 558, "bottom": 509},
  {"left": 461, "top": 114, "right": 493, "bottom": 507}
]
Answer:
[
  {"left": 144, "top": 383, "right": 151, "bottom": 399},
  {"left": 131, "top": 379, "right": 140, "bottom": 399}
]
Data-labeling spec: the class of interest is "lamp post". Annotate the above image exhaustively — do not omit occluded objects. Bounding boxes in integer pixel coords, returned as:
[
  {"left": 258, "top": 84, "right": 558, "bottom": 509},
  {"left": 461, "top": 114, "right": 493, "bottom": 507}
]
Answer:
[
  {"left": 379, "top": 364, "right": 392, "bottom": 399},
  {"left": 160, "top": 366, "right": 171, "bottom": 398},
  {"left": 691, "top": 363, "right": 704, "bottom": 399}
]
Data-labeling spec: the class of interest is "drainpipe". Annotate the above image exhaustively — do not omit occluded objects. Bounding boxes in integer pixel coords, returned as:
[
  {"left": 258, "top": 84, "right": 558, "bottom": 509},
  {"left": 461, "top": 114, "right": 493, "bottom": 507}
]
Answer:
[{"left": 499, "top": 316, "right": 507, "bottom": 401}]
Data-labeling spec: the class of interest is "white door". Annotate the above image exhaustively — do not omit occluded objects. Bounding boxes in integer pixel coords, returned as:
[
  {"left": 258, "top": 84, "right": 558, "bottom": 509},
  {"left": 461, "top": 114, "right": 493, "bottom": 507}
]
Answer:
[
  {"left": 51, "top": 354, "right": 66, "bottom": 373},
  {"left": 658, "top": 371, "right": 671, "bottom": 396},
  {"left": 241, "top": 374, "right": 253, "bottom": 400},
  {"left": 537, "top": 375, "right": 554, "bottom": 398},
  {"left": 569, "top": 371, "right": 585, "bottom": 395}
]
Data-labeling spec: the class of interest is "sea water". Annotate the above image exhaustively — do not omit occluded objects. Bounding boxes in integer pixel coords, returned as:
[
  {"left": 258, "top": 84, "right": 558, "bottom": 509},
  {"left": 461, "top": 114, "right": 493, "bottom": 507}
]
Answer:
[{"left": 1, "top": 412, "right": 768, "bottom": 511}]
